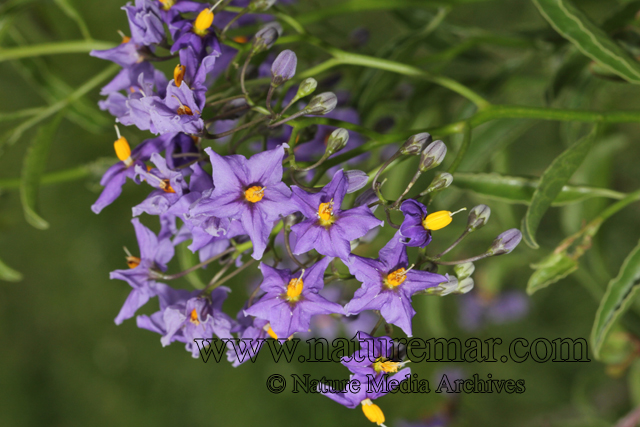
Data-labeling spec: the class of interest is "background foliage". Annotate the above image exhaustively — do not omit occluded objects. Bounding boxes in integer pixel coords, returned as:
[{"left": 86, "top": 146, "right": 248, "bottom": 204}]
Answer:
[{"left": 2, "top": 0, "right": 640, "bottom": 426}]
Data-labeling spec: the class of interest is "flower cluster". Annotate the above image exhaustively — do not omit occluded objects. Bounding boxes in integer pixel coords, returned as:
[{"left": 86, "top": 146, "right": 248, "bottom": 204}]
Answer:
[{"left": 91, "top": 1, "right": 523, "bottom": 424}]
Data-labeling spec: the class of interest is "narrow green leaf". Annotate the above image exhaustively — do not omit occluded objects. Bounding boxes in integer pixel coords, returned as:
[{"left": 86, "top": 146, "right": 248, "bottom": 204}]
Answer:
[
  {"left": 454, "top": 172, "right": 625, "bottom": 205},
  {"left": 0, "top": 40, "right": 114, "bottom": 62},
  {"left": 591, "top": 238, "right": 640, "bottom": 359},
  {"left": 527, "top": 252, "right": 579, "bottom": 294},
  {"left": 521, "top": 125, "right": 598, "bottom": 248},
  {"left": 53, "top": 0, "right": 92, "bottom": 41},
  {"left": 19, "top": 112, "right": 65, "bottom": 229},
  {"left": 0, "top": 256, "right": 22, "bottom": 282},
  {"left": 177, "top": 241, "right": 206, "bottom": 289},
  {"left": 533, "top": 0, "right": 640, "bottom": 84}
]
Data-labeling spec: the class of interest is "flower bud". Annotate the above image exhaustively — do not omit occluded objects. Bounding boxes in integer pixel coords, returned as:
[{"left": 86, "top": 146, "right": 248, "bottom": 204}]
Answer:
[
  {"left": 248, "top": 0, "right": 276, "bottom": 12},
  {"left": 400, "top": 132, "right": 432, "bottom": 156},
  {"left": 454, "top": 262, "right": 475, "bottom": 280},
  {"left": 296, "top": 77, "right": 318, "bottom": 99},
  {"left": 252, "top": 25, "right": 279, "bottom": 53},
  {"left": 457, "top": 278, "right": 474, "bottom": 294},
  {"left": 487, "top": 229, "right": 522, "bottom": 256},
  {"left": 271, "top": 49, "right": 297, "bottom": 87},
  {"left": 467, "top": 204, "right": 491, "bottom": 232},
  {"left": 284, "top": 212, "right": 303, "bottom": 230},
  {"left": 325, "top": 128, "right": 349, "bottom": 155},
  {"left": 304, "top": 92, "right": 338, "bottom": 115},
  {"left": 345, "top": 170, "right": 367, "bottom": 194},
  {"left": 426, "top": 275, "right": 459, "bottom": 296},
  {"left": 424, "top": 172, "right": 453, "bottom": 194},
  {"left": 418, "top": 140, "right": 447, "bottom": 172}
]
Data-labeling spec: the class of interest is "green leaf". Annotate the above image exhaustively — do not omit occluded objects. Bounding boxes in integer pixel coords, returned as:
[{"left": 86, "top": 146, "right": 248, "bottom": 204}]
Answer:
[
  {"left": 0, "top": 256, "right": 22, "bottom": 282},
  {"left": 591, "top": 238, "right": 640, "bottom": 360},
  {"left": 521, "top": 125, "right": 598, "bottom": 248},
  {"left": 19, "top": 112, "right": 66, "bottom": 229},
  {"left": 176, "top": 241, "right": 206, "bottom": 289},
  {"left": 527, "top": 252, "right": 579, "bottom": 294},
  {"left": 629, "top": 360, "right": 640, "bottom": 406},
  {"left": 532, "top": 0, "right": 640, "bottom": 84},
  {"left": 453, "top": 172, "right": 625, "bottom": 205},
  {"left": 53, "top": 0, "right": 91, "bottom": 41}
]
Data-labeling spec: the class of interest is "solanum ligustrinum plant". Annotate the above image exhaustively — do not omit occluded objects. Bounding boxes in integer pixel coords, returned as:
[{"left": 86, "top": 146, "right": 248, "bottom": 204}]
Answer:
[{"left": 5, "top": 0, "right": 640, "bottom": 426}]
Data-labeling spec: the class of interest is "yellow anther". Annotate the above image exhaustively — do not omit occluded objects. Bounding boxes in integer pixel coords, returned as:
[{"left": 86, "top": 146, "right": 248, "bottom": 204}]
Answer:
[
  {"left": 422, "top": 208, "right": 466, "bottom": 231},
  {"left": 318, "top": 200, "right": 335, "bottom": 226},
  {"left": 114, "top": 126, "right": 133, "bottom": 167},
  {"left": 126, "top": 256, "right": 141, "bottom": 269},
  {"left": 189, "top": 308, "right": 200, "bottom": 325},
  {"left": 244, "top": 186, "right": 265, "bottom": 203},
  {"left": 174, "top": 64, "right": 186, "bottom": 87},
  {"left": 266, "top": 326, "right": 278, "bottom": 340},
  {"left": 158, "top": 0, "right": 175, "bottom": 10},
  {"left": 177, "top": 104, "right": 194, "bottom": 116},
  {"left": 118, "top": 30, "right": 131, "bottom": 44},
  {"left": 385, "top": 268, "right": 407, "bottom": 288},
  {"left": 286, "top": 276, "right": 304, "bottom": 302},
  {"left": 361, "top": 399, "right": 386, "bottom": 426},
  {"left": 232, "top": 35, "right": 249, "bottom": 43},
  {"left": 193, "top": 8, "right": 214, "bottom": 37},
  {"left": 373, "top": 357, "right": 402, "bottom": 374},
  {"left": 159, "top": 179, "right": 176, "bottom": 193}
]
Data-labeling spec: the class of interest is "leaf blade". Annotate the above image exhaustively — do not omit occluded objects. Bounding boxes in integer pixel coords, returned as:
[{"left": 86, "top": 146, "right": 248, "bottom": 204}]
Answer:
[{"left": 0, "top": 256, "right": 22, "bottom": 282}]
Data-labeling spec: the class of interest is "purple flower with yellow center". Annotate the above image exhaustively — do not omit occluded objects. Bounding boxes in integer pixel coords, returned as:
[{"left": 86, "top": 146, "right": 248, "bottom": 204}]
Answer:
[
  {"left": 123, "top": 0, "right": 165, "bottom": 46},
  {"left": 342, "top": 332, "right": 407, "bottom": 378},
  {"left": 243, "top": 257, "right": 343, "bottom": 339},
  {"left": 319, "top": 371, "right": 411, "bottom": 427},
  {"left": 133, "top": 152, "right": 188, "bottom": 216},
  {"left": 92, "top": 132, "right": 171, "bottom": 214},
  {"left": 290, "top": 169, "right": 383, "bottom": 261},
  {"left": 136, "top": 283, "right": 234, "bottom": 358},
  {"left": 399, "top": 199, "right": 466, "bottom": 247},
  {"left": 171, "top": 5, "right": 222, "bottom": 60},
  {"left": 148, "top": 80, "right": 205, "bottom": 135},
  {"left": 344, "top": 232, "right": 447, "bottom": 337},
  {"left": 111, "top": 218, "right": 175, "bottom": 325},
  {"left": 188, "top": 144, "right": 297, "bottom": 260}
]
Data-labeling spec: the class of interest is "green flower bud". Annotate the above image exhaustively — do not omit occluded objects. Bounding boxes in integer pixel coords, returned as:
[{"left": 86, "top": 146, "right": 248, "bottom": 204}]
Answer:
[
  {"left": 296, "top": 78, "right": 318, "bottom": 99},
  {"left": 304, "top": 92, "right": 338, "bottom": 115},
  {"left": 325, "top": 128, "right": 349, "bottom": 155},
  {"left": 418, "top": 140, "right": 447, "bottom": 172},
  {"left": 248, "top": 0, "right": 276, "bottom": 12},
  {"left": 400, "top": 132, "right": 432, "bottom": 156},
  {"left": 424, "top": 172, "right": 453, "bottom": 194},
  {"left": 454, "top": 262, "right": 475, "bottom": 280},
  {"left": 467, "top": 204, "right": 491, "bottom": 232}
]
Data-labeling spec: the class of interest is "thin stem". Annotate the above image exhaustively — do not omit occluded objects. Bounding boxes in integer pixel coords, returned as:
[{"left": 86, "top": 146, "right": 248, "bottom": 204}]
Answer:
[
  {"left": 392, "top": 169, "right": 422, "bottom": 208},
  {"left": 284, "top": 229, "right": 306, "bottom": 268},
  {"left": 240, "top": 52, "right": 252, "bottom": 98},
  {"left": 268, "top": 110, "right": 308, "bottom": 128},
  {"left": 160, "top": 247, "right": 235, "bottom": 280},
  {"left": 221, "top": 8, "right": 248, "bottom": 36},
  {"left": 369, "top": 313, "right": 385, "bottom": 336},
  {"left": 0, "top": 40, "right": 115, "bottom": 62},
  {"left": 205, "top": 104, "right": 251, "bottom": 123},
  {"left": 432, "top": 253, "right": 491, "bottom": 266},
  {"left": 447, "top": 122, "right": 471, "bottom": 174},
  {"left": 202, "top": 115, "right": 268, "bottom": 139},
  {"left": 265, "top": 85, "right": 276, "bottom": 116},
  {"left": 205, "top": 94, "right": 247, "bottom": 108},
  {"left": 295, "top": 153, "right": 330, "bottom": 172},
  {"left": 205, "top": 259, "right": 234, "bottom": 289},
  {"left": 208, "top": 259, "right": 257, "bottom": 290},
  {"left": 434, "top": 230, "right": 470, "bottom": 259},
  {"left": 372, "top": 151, "right": 401, "bottom": 192}
]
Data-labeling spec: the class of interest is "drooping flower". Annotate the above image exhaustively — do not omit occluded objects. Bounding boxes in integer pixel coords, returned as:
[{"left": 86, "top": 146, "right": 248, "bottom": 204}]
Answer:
[
  {"left": 133, "top": 152, "right": 188, "bottom": 216},
  {"left": 123, "top": 0, "right": 165, "bottom": 46},
  {"left": 399, "top": 199, "right": 432, "bottom": 247},
  {"left": 344, "top": 232, "right": 446, "bottom": 336},
  {"left": 111, "top": 218, "right": 175, "bottom": 324},
  {"left": 136, "top": 283, "right": 234, "bottom": 358},
  {"left": 319, "top": 370, "right": 411, "bottom": 427},
  {"left": 290, "top": 169, "right": 383, "bottom": 261},
  {"left": 342, "top": 332, "right": 407, "bottom": 378},
  {"left": 188, "top": 144, "right": 297, "bottom": 259},
  {"left": 90, "top": 37, "right": 145, "bottom": 68},
  {"left": 243, "top": 257, "right": 343, "bottom": 339}
]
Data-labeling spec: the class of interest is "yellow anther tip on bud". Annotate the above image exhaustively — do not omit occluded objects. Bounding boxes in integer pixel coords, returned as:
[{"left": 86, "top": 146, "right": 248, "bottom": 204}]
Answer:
[
  {"left": 174, "top": 64, "right": 186, "bottom": 87},
  {"left": 194, "top": 8, "right": 214, "bottom": 36},
  {"left": 114, "top": 136, "right": 132, "bottom": 165},
  {"left": 361, "top": 400, "right": 385, "bottom": 425}
]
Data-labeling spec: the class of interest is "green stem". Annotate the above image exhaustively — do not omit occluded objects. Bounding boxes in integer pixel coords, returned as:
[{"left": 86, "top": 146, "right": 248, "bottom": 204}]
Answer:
[
  {"left": 0, "top": 40, "right": 115, "bottom": 62},
  {"left": 447, "top": 121, "right": 471, "bottom": 174}
]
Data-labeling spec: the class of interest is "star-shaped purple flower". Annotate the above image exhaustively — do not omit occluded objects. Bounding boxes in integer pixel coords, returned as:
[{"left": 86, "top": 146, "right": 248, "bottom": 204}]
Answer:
[
  {"left": 399, "top": 199, "right": 433, "bottom": 247},
  {"left": 290, "top": 169, "right": 383, "bottom": 261},
  {"left": 342, "top": 332, "right": 406, "bottom": 378},
  {"left": 111, "top": 218, "right": 175, "bottom": 325},
  {"left": 344, "top": 232, "right": 446, "bottom": 336},
  {"left": 188, "top": 144, "right": 297, "bottom": 259},
  {"left": 243, "top": 257, "right": 343, "bottom": 339}
]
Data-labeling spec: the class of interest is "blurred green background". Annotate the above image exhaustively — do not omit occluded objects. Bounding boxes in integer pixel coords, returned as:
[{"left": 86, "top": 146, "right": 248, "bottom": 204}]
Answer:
[{"left": 2, "top": 0, "right": 640, "bottom": 426}]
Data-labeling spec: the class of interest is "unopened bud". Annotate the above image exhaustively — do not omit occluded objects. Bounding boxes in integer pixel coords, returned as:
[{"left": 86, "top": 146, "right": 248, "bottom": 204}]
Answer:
[
  {"left": 400, "top": 132, "right": 432, "bottom": 156},
  {"left": 427, "top": 275, "right": 474, "bottom": 296},
  {"left": 418, "top": 140, "right": 447, "bottom": 172},
  {"left": 344, "top": 170, "right": 367, "bottom": 194},
  {"left": 454, "top": 262, "right": 475, "bottom": 280},
  {"left": 457, "top": 278, "right": 474, "bottom": 294},
  {"left": 304, "top": 92, "right": 338, "bottom": 115},
  {"left": 424, "top": 172, "right": 453, "bottom": 194},
  {"left": 467, "top": 204, "right": 491, "bottom": 232},
  {"left": 296, "top": 78, "right": 317, "bottom": 99},
  {"left": 487, "top": 229, "right": 522, "bottom": 256},
  {"left": 325, "top": 128, "right": 349, "bottom": 155},
  {"left": 252, "top": 25, "right": 279, "bottom": 53},
  {"left": 271, "top": 49, "right": 297, "bottom": 87},
  {"left": 284, "top": 212, "right": 303, "bottom": 230},
  {"left": 248, "top": 0, "right": 276, "bottom": 12}
]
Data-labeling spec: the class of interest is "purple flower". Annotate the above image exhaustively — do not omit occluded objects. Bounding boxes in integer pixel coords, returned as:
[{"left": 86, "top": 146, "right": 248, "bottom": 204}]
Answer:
[
  {"left": 123, "top": 0, "right": 165, "bottom": 46},
  {"left": 290, "top": 169, "right": 383, "bottom": 261},
  {"left": 147, "top": 81, "right": 205, "bottom": 135},
  {"left": 189, "top": 144, "right": 297, "bottom": 259},
  {"left": 342, "top": 332, "right": 406, "bottom": 378},
  {"left": 243, "top": 257, "right": 343, "bottom": 339},
  {"left": 344, "top": 233, "right": 446, "bottom": 336},
  {"left": 90, "top": 39, "right": 144, "bottom": 68},
  {"left": 111, "top": 218, "right": 175, "bottom": 325},
  {"left": 226, "top": 313, "right": 270, "bottom": 367},
  {"left": 399, "top": 199, "right": 432, "bottom": 247},
  {"left": 92, "top": 135, "right": 171, "bottom": 214},
  {"left": 136, "top": 283, "right": 234, "bottom": 358},
  {"left": 133, "top": 152, "right": 188, "bottom": 216}
]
